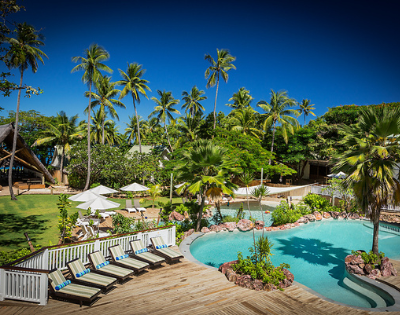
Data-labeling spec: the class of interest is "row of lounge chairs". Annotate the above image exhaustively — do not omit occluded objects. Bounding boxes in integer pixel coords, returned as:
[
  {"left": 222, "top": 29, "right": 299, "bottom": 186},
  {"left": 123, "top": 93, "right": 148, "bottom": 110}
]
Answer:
[
  {"left": 125, "top": 199, "right": 146, "bottom": 213},
  {"left": 48, "top": 236, "right": 184, "bottom": 307}
]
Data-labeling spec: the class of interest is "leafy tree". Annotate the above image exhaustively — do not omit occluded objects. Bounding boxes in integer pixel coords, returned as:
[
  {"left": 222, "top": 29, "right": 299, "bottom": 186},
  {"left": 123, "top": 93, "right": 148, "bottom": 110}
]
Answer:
[
  {"left": 117, "top": 63, "right": 151, "bottom": 153},
  {"left": 4, "top": 22, "right": 47, "bottom": 199},
  {"left": 205, "top": 48, "right": 236, "bottom": 129},
  {"left": 148, "top": 184, "right": 162, "bottom": 209},
  {"left": 176, "top": 113, "right": 204, "bottom": 146},
  {"left": 181, "top": 86, "right": 207, "bottom": 117},
  {"left": 226, "top": 87, "right": 253, "bottom": 109},
  {"left": 33, "top": 111, "right": 83, "bottom": 183},
  {"left": 149, "top": 90, "right": 180, "bottom": 152},
  {"left": 334, "top": 106, "right": 400, "bottom": 254},
  {"left": 84, "top": 75, "right": 125, "bottom": 145},
  {"left": 298, "top": 99, "right": 315, "bottom": 125},
  {"left": 257, "top": 89, "right": 299, "bottom": 164},
  {"left": 72, "top": 44, "right": 112, "bottom": 190},
  {"left": 124, "top": 115, "right": 148, "bottom": 145},
  {"left": 228, "top": 107, "right": 262, "bottom": 139}
]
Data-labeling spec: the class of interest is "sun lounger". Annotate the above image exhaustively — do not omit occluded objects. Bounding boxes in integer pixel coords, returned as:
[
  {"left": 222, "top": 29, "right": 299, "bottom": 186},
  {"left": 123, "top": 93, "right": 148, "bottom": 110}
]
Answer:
[
  {"left": 150, "top": 236, "right": 184, "bottom": 264},
  {"left": 108, "top": 244, "right": 149, "bottom": 272},
  {"left": 48, "top": 269, "right": 101, "bottom": 307},
  {"left": 88, "top": 250, "right": 133, "bottom": 282},
  {"left": 67, "top": 258, "right": 117, "bottom": 293},
  {"left": 130, "top": 239, "right": 165, "bottom": 267},
  {"left": 134, "top": 199, "right": 146, "bottom": 212},
  {"left": 87, "top": 226, "right": 110, "bottom": 238},
  {"left": 125, "top": 199, "right": 137, "bottom": 213}
]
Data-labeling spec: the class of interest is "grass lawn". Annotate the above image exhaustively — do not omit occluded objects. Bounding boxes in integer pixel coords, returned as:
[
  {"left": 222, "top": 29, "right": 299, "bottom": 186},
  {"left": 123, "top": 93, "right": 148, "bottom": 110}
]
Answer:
[{"left": 0, "top": 194, "right": 183, "bottom": 253}]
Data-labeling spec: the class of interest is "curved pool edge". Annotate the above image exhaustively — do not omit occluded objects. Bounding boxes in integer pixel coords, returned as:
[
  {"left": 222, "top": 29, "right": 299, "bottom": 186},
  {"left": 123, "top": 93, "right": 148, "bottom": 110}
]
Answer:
[{"left": 181, "top": 229, "right": 400, "bottom": 312}]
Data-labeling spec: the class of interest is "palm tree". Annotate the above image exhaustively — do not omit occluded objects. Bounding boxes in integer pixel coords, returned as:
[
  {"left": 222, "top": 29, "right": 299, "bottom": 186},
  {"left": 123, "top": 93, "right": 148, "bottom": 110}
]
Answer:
[
  {"left": 205, "top": 49, "right": 236, "bottom": 129},
  {"left": 228, "top": 107, "right": 262, "bottom": 139},
  {"left": 226, "top": 87, "right": 253, "bottom": 109},
  {"left": 175, "top": 114, "right": 203, "bottom": 148},
  {"left": 124, "top": 115, "right": 148, "bottom": 145},
  {"left": 148, "top": 184, "right": 162, "bottom": 210},
  {"left": 175, "top": 139, "right": 238, "bottom": 231},
  {"left": 149, "top": 90, "right": 180, "bottom": 152},
  {"left": 72, "top": 44, "right": 112, "bottom": 190},
  {"left": 33, "top": 112, "right": 82, "bottom": 184},
  {"left": 257, "top": 89, "right": 299, "bottom": 164},
  {"left": 334, "top": 106, "right": 400, "bottom": 255},
  {"left": 298, "top": 99, "right": 315, "bottom": 125},
  {"left": 117, "top": 63, "right": 151, "bottom": 154},
  {"left": 181, "top": 86, "right": 207, "bottom": 117},
  {"left": 4, "top": 22, "right": 47, "bottom": 199},
  {"left": 84, "top": 75, "right": 125, "bottom": 144},
  {"left": 239, "top": 172, "right": 255, "bottom": 213}
]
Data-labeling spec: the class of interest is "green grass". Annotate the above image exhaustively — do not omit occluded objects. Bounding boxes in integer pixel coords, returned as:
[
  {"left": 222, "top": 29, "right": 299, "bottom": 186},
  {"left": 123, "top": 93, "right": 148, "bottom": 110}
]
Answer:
[{"left": 0, "top": 194, "right": 183, "bottom": 253}]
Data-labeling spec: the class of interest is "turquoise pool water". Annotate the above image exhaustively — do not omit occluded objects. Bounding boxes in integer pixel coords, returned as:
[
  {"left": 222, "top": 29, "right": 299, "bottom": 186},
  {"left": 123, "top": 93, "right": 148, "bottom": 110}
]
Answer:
[{"left": 190, "top": 220, "right": 400, "bottom": 308}]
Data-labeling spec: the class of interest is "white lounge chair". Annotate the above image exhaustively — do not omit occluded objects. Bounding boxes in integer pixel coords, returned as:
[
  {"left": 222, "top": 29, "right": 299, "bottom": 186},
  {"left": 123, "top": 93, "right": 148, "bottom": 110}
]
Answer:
[
  {"left": 125, "top": 200, "right": 137, "bottom": 213},
  {"left": 134, "top": 199, "right": 146, "bottom": 212}
]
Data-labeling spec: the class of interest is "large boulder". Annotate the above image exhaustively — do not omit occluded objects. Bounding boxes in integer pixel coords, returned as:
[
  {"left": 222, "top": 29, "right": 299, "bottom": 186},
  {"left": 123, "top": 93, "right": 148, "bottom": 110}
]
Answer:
[
  {"left": 323, "top": 212, "right": 331, "bottom": 219},
  {"left": 237, "top": 219, "right": 254, "bottom": 231},
  {"left": 350, "top": 255, "right": 364, "bottom": 265},
  {"left": 304, "top": 214, "right": 316, "bottom": 222},
  {"left": 331, "top": 211, "right": 340, "bottom": 219},
  {"left": 283, "top": 268, "right": 294, "bottom": 283},
  {"left": 313, "top": 211, "right": 323, "bottom": 221},
  {"left": 346, "top": 264, "right": 365, "bottom": 275},
  {"left": 255, "top": 220, "right": 265, "bottom": 230},
  {"left": 381, "top": 257, "right": 398, "bottom": 277},
  {"left": 226, "top": 269, "right": 238, "bottom": 282},
  {"left": 201, "top": 227, "right": 210, "bottom": 233},
  {"left": 296, "top": 217, "right": 309, "bottom": 224},
  {"left": 169, "top": 211, "right": 185, "bottom": 221},
  {"left": 225, "top": 222, "right": 237, "bottom": 232},
  {"left": 218, "top": 223, "right": 227, "bottom": 231},
  {"left": 348, "top": 213, "right": 360, "bottom": 220},
  {"left": 365, "top": 264, "right": 373, "bottom": 274},
  {"left": 218, "top": 260, "right": 238, "bottom": 275}
]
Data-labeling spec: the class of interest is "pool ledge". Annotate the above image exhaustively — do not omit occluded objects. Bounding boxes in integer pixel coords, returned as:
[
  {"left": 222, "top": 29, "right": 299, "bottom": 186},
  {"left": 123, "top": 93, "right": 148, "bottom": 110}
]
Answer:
[{"left": 181, "top": 232, "right": 400, "bottom": 312}]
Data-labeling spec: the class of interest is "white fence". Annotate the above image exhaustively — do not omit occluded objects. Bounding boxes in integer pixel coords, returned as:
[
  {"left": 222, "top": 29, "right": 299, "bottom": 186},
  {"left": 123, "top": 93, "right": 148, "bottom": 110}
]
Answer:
[{"left": 0, "top": 226, "right": 176, "bottom": 305}]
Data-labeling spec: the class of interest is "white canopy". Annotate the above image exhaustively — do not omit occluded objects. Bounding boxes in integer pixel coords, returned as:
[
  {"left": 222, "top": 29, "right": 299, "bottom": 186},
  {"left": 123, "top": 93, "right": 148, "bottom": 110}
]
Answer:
[
  {"left": 174, "top": 182, "right": 186, "bottom": 188},
  {"left": 89, "top": 185, "right": 118, "bottom": 195},
  {"left": 120, "top": 182, "right": 149, "bottom": 192},
  {"left": 76, "top": 197, "right": 120, "bottom": 211},
  {"left": 327, "top": 171, "right": 347, "bottom": 179},
  {"left": 68, "top": 191, "right": 107, "bottom": 202},
  {"left": 233, "top": 184, "right": 311, "bottom": 196}
]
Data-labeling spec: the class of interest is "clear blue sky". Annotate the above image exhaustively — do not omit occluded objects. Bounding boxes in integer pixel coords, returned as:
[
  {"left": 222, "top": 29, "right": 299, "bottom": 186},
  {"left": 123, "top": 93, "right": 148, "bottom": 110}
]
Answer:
[{"left": 2, "top": 0, "right": 400, "bottom": 129}]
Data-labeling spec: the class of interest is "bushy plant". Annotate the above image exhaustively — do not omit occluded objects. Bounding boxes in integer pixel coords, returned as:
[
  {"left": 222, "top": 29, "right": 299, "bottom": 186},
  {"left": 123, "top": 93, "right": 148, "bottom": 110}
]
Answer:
[
  {"left": 235, "top": 203, "right": 245, "bottom": 220},
  {"left": 222, "top": 215, "right": 240, "bottom": 223},
  {"left": 271, "top": 201, "right": 308, "bottom": 226},
  {"left": 324, "top": 205, "right": 342, "bottom": 213},
  {"left": 158, "top": 201, "right": 175, "bottom": 222},
  {"left": 175, "top": 204, "right": 189, "bottom": 215},
  {"left": 0, "top": 245, "right": 42, "bottom": 266},
  {"left": 112, "top": 213, "right": 135, "bottom": 234},
  {"left": 302, "top": 193, "right": 330, "bottom": 212},
  {"left": 351, "top": 250, "right": 385, "bottom": 265}
]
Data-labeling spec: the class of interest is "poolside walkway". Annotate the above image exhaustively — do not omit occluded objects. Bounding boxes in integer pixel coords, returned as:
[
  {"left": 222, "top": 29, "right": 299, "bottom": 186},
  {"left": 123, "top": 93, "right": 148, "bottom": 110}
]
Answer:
[{"left": 1, "top": 251, "right": 399, "bottom": 315}]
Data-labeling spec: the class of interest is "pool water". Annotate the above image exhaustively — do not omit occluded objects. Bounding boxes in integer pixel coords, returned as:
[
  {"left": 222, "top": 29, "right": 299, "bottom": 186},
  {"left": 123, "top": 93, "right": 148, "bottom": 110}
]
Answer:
[{"left": 190, "top": 220, "right": 400, "bottom": 308}]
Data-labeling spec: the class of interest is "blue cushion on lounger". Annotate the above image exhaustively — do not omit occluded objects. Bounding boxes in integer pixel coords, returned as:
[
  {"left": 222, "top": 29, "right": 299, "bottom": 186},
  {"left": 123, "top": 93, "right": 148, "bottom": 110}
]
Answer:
[
  {"left": 135, "top": 248, "right": 148, "bottom": 255},
  {"left": 156, "top": 244, "right": 167, "bottom": 249},
  {"left": 96, "top": 261, "right": 110, "bottom": 269},
  {"left": 55, "top": 280, "right": 71, "bottom": 290},
  {"left": 76, "top": 268, "right": 90, "bottom": 278},
  {"left": 116, "top": 254, "right": 129, "bottom": 260}
]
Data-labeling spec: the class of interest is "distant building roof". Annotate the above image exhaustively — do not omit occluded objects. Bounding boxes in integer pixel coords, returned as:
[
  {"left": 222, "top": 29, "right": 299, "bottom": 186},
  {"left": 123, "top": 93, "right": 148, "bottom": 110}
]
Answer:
[{"left": 127, "top": 145, "right": 154, "bottom": 155}]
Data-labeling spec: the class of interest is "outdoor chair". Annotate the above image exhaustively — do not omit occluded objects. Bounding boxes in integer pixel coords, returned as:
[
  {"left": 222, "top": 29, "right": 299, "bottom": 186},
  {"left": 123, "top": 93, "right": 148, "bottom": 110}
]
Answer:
[
  {"left": 87, "top": 226, "right": 110, "bottom": 239},
  {"left": 150, "top": 236, "right": 184, "bottom": 264},
  {"left": 67, "top": 258, "right": 117, "bottom": 293},
  {"left": 108, "top": 244, "right": 149, "bottom": 273},
  {"left": 48, "top": 269, "right": 102, "bottom": 307},
  {"left": 134, "top": 199, "right": 146, "bottom": 212},
  {"left": 125, "top": 199, "right": 137, "bottom": 213},
  {"left": 88, "top": 250, "right": 133, "bottom": 282},
  {"left": 130, "top": 239, "right": 165, "bottom": 267}
]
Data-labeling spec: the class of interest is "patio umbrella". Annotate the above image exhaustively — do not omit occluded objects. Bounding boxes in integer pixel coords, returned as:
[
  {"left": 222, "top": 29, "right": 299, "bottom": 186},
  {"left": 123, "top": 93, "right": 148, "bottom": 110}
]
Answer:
[
  {"left": 327, "top": 171, "right": 347, "bottom": 179},
  {"left": 120, "top": 182, "right": 149, "bottom": 192},
  {"left": 89, "top": 185, "right": 118, "bottom": 195},
  {"left": 76, "top": 197, "right": 120, "bottom": 211},
  {"left": 68, "top": 190, "right": 107, "bottom": 202}
]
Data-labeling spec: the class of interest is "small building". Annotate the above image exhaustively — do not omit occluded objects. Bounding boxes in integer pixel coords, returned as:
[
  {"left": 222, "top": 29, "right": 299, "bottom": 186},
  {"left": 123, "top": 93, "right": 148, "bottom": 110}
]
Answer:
[
  {"left": 300, "top": 159, "right": 331, "bottom": 183},
  {"left": 126, "top": 145, "right": 170, "bottom": 167}
]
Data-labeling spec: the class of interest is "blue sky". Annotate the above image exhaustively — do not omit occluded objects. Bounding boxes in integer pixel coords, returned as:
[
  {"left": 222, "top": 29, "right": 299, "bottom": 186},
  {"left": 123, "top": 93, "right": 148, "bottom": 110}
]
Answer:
[{"left": 2, "top": 0, "right": 400, "bottom": 129}]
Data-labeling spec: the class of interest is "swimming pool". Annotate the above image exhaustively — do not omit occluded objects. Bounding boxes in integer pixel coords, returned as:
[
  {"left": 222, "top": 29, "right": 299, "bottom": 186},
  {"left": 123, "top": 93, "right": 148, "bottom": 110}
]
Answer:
[{"left": 190, "top": 220, "right": 400, "bottom": 308}]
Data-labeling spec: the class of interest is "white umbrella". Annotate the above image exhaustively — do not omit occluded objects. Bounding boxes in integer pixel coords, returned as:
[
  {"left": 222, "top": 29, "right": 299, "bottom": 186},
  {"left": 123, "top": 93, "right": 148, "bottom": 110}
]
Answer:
[
  {"left": 174, "top": 182, "right": 186, "bottom": 188},
  {"left": 69, "top": 191, "right": 107, "bottom": 202},
  {"left": 120, "top": 182, "right": 149, "bottom": 192},
  {"left": 77, "top": 197, "right": 120, "bottom": 211},
  {"left": 89, "top": 185, "right": 118, "bottom": 195},
  {"left": 327, "top": 171, "right": 347, "bottom": 179}
]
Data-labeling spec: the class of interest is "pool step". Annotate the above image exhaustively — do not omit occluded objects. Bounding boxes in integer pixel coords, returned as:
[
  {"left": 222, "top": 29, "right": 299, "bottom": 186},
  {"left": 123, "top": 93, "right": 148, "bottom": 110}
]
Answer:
[{"left": 342, "top": 276, "right": 386, "bottom": 308}]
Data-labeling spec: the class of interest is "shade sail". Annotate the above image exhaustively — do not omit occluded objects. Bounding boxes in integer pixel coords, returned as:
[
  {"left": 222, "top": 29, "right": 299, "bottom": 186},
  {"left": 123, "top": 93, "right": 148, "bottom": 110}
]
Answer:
[{"left": 233, "top": 184, "right": 311, "bottom": 195}]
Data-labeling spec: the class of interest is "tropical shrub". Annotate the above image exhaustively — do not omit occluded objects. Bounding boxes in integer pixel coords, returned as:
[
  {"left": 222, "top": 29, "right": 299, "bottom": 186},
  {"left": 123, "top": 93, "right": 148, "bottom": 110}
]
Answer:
[
  {"left": 222, "top": 215, "right": 240, "bottom": 223},
  {"left": 351, "top": 250, "right": 385, "bottom": 265},
  {"left": 112, "top": 213, "right": 135, "bottom": 234},
  {"left": 271, "top": 201, "right": 310, "bottom": 226},
  {"left": 302, "top": 193, "right": 330, "bottom": 212},
  {"left": 0, "top": 245, "right": 42, "bottom": 266}
]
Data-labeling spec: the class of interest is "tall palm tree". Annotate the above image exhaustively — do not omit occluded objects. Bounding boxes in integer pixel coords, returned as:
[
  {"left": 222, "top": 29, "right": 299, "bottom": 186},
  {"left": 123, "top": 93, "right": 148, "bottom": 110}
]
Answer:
[
  {"left": 226, "top": 87, "right": 253, "bottom": 109},
  {"left": 72, "top": 44, "right": 112, "bottom": 190},
  {"left": 149, "top": 90, "right": 180, "bottom": 152},
  {"left": 33, "top": 112, "right": 82, "bottom": 184},
  {"left": 257, "top": 89, "right": 299, "bottom": 164},
  {"left": 205, "top": 49, "right": 236, "bottom": 129},
  {"left": 4, "top": 22, "right": 47, "bottom": 200},
  {"left": 175, "top": 139, "right": 238, "bottom": 231},
  {"left": 298, "top": 99, "right": 315, "bottom": 125},
  {"left": 228, "top": 107, "right": 262, "bottom": 139},
  {"left": 181, "top": 86, "right": 207, "bottom": 117},
  {"left": 334, "top": 106, "right": 400, "bottom": 255},
  {"left": 124, "top": 115, "right": 148, "bottom": 145},
  {"left": 117, "top": 63, "right": 151, "bottom": 154},
  {"left": 175, "top": 114, "right": 203, "bottom": 148},
  {"left": 84, "top": 75, "right": 125, "bottom": 144}
]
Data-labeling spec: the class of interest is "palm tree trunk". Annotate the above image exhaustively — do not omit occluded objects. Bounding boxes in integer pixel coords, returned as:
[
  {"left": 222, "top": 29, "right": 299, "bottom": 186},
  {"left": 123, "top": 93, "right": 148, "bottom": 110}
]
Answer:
[
  {"left": 268, "top": 120, "right": 277, "bottom": 165},
  {"left": 213, "top": 72, "right": 220, "bottom": 130},
  {"left": 8, "top": 69, "right": 24, "bottom": 200},
  {"left": 165, "top": 122, "right": 174, "bottom": 152},
  {"left": 60, "top": 144, "right": 65, "bottom": 185},
  {"left": 84, "top": 83, "right": 92, "bottom": 191},
  {"left": 102, "top": 115, "right": 105, "bottom": 145},
  {"left": 133, "top": 100, "right": 142, "bottom": 153},
  {"left": 197, "top": 194, "right": 205, "bottom": 232},
  {"left": 372, "top": 212, "right": 380, "bottom": 255}
]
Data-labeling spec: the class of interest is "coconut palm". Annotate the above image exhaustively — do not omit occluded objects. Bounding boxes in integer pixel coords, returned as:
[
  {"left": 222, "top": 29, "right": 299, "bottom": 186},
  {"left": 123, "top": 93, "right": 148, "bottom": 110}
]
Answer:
[
  {"left": 228, "top": 107, "right": 262, "bottom": 139},
  {"left": 226, "top": 87, "right": 253, "bottom": 109},
  {"left": 84, "top": 75, "right": 125, "bottom": 144},
  {"left": 181, "top": 86, "right": 207, "bottom": 117},
  {"left": 149, "top": 90, "right": 180, "bottom": 152},
  {"left": 117, "top": 63, "right": 151, "bottom": 154},
  {"left": 124, "top": 115, "right": 148, "bottom": 145},
  {"left": 257, "top": 89, "right": 299, "bottom": 164},
  {"left": 177, "top": 113, "right": 203, "bottom": 141},
  {"left": 334, "top": 106, "right": 400, "bottom": 254},
  {"left": 33, "top": 112, "right": 82, "bottom": 184},
  {"left": 175, "top": 139, "right": 238, "bottom": 231},
  {"left": 72, "top": 44, "right": 112, "bottom": 190},
  {"left": 298, "top": 99, "right": 315, "bottom": 125},
  {"left": 148, "top": 184, "right": 162, "bottom": 210},
  {"left": 205, "top": 49, "right": 236, "bottom": 129},
  {"left": 4, "top": 22, "right": 47, "bottom": 199}
]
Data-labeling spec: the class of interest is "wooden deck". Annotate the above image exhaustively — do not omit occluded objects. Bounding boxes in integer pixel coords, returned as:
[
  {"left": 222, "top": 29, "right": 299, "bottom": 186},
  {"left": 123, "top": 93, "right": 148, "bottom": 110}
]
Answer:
[{"left": 1, "top": 250, "right": 399, "bottom": 315}]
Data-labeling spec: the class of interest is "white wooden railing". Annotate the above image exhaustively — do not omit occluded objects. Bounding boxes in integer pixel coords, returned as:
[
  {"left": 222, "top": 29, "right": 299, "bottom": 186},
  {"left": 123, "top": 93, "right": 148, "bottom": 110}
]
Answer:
[{"left": 0, "top": 225, "right": 176, "bottom": 305}]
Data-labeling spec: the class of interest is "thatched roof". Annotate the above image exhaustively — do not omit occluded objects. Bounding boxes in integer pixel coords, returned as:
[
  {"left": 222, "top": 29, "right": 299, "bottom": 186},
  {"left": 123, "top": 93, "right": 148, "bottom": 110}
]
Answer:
[{"left": 0, "top": 123, "right": 55, "bottom": 183}]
